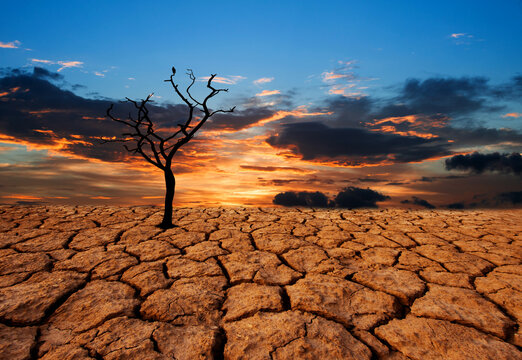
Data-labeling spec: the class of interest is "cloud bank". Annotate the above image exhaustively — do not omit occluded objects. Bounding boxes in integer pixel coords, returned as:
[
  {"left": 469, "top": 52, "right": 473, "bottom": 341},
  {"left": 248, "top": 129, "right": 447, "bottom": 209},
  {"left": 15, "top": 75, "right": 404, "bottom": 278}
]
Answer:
[{"left": 445, "top": 152, "right": 522, "bottom": 175}]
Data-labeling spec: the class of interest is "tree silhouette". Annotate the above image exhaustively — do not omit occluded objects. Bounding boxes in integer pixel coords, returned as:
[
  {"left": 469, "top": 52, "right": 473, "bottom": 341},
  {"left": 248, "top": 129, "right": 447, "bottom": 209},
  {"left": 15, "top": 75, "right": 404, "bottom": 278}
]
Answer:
[{"left": 105, "top": 67, "right": 234, "bottom": 228}]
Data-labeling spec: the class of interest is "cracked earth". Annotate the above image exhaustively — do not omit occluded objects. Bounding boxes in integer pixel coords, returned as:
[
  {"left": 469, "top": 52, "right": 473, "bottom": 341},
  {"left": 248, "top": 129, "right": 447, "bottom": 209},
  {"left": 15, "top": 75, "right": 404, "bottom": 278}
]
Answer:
[{"left": 0, "top": 206, "right": 521, "bottom": 359}]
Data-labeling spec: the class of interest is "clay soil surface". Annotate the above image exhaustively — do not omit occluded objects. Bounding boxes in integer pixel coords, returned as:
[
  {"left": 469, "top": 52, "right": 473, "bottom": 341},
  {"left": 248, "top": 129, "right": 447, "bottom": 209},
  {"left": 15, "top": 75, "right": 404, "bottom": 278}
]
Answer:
[{"left": 0, "top": 205, "right": 521, "bottom": 359}]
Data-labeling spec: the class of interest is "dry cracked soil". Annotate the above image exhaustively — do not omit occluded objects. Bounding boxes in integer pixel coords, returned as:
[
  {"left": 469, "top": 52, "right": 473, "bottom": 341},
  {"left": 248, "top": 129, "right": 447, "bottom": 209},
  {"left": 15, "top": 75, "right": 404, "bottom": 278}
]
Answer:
[{"left": 0, "top": 205, "right": 521, "bottom": 359}]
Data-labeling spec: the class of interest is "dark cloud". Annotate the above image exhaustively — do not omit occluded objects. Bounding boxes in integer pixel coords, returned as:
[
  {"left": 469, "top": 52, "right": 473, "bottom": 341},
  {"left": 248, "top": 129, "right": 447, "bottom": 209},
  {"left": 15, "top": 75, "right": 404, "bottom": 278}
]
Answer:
[
  {"left": 491, "top": 75, "right": 522, "bottom": 99},
  {"left": 240, "top": 165, "right": 309, "bottom": 173},
  {"left": 266, "top": 122, "right": 451, "bottom": 165},
  {"left": 260, "top": 179, "right": 300, "bottom": 186},
  {"left": 322, "top": 96, "right": 373, "bottom": 127},
  {"left": 418, "top": 175, "right": 468, "bottom": 182},
  {"left": 420, "top": 176, "right": 434, "bottom": 182},
  {"left": 445, "top": 152, "right": 522, "bottom": 175},
  {"left": 0, "top": 68, "right": 126, "bottom": 161},
  {"left": 273, "top": 191, "right": 330, "bottom": 207},
  {"left": 401, "top": 196, "right": 436, "bottom": 209},
  {"left": 0, "top": 67, "right": 223, "bottom": 163},
  {"left": 32, "top": 67, "right": 64, "bottom": 80},
  {"left": 442, "top": 190, "right": 522, "bottom": 209},
  {"left": 497, "top": 191, "right": 522, "bottom": 204},
  {"left": 272, "top": 186, "right": 389, "bottom": 208},
  {"left": 447, "top": 202, "right": 465, "bottom": 209},
  {"left": 207, "top": 107, "right": 275, "bottom": 131},
  {"left": 334, "top": 187, "right": 389, "bottom": 208},
  {"left": 16, "top": 200, "right": 47, "bottom": 205},
  {"left": 514, "top": 75, "right": 522, "bottom": 88},
  {"left": 71, "top": 84, "right": 87, "bottom": 91},
  {"left": 3, "top": 68, "right": 519, "bottom": 171},
  {"left": 438, "top": 127, "right": 522, "bottom": 147},
  {"left": 357, "top": 178, "right": 388, "bottom": 183},
  {"left": 380, "top": 77, "right": 491, "bottom": 117},
  {"left": 259, "top": 177, "right": 334, "bottom": 187}
]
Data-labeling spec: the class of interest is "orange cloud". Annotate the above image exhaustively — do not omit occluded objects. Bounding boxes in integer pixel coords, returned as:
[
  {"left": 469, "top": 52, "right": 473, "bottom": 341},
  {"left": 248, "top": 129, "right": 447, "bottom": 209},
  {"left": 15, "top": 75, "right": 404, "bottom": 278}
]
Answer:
[
  {"left": 253, "top": 77, "right": 274, "bottom": 85},
  {"left": 34, "top": 129, "right": 56, "bottom": 135},
  {"left": 82, "top": 116, "right": 105, "bottom": 120},
  {"left": 322, "top": 71, "right": 353, "bottom": 82},
  {"left": 503, "top": 112, "right": 522, "bottom": 118},
  {"left": 199, "top": 75, "right": 246, "bottom": 84},
  {"left": 30, "top": 59, "right": 83, "bottom": 71},
  {"left": 203, "top": 106, "right": 333, "bottom": 135},
  {"left": 31, "top": 129, "right": 92, "bottom": 147},
  {"left": 0, "top": 129, "right": 93, "bottom": 155},
  {"left": 90, "top": 196, "right": 113, "bottom": 199},
  {"left": 367, "top": 115, "right": 448, "bottom": 139},
  {"left": 0, "top": 40, "right": 21, "bottom": 49},
  {"left": 2, "top": 194, "right": 43, "bottom": 200},
  {"left": 26, "top": 109, "right": 78, "bottom": 118},
  {"left": 31, "top": 58, "right": 54, "bottom": 64},
  {"left": 57, "top": 61, "right": 83, "bottom": 72},
  {"left": 370, "top": 115, "right": 447, "bottom": 127},
  {"left": 327, "top": 84, "right": 364, "bottom": 98},
  {"left": 0, "top": 87, "right": 21, "bottom": 98},
  {"left": 369, "top": 125, "right": 439, "bottom": 139},
  {"left": 255, "top": 90, "right": 281, "bottom": 97}
]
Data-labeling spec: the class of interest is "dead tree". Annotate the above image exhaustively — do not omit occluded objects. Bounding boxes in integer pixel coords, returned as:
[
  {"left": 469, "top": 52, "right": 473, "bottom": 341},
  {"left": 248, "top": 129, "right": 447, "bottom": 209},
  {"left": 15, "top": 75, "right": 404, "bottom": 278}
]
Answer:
[{"left": 104, "top": 67, "right": 234, "bottom": 228}]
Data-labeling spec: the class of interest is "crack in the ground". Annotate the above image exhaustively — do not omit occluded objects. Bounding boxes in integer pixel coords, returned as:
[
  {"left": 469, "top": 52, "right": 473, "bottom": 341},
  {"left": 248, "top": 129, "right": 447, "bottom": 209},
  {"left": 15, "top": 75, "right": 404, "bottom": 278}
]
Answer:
[{"left": 1, "top": 206, "right": 521, "bottom": 358}]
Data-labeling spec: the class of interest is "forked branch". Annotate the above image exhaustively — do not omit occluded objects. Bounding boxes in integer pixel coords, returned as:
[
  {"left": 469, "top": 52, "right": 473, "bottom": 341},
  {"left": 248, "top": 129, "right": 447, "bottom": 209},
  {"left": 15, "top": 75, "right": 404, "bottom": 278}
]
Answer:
[{"left": 106, "top": 67, "right": 235, "bottom": 168}]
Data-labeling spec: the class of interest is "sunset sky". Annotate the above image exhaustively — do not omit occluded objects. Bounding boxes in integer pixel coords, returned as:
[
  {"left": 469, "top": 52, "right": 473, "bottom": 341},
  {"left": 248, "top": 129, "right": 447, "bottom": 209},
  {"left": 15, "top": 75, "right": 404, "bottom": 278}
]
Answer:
[{"left": 1, "top": 1, "right": 521, "bottom": 208}]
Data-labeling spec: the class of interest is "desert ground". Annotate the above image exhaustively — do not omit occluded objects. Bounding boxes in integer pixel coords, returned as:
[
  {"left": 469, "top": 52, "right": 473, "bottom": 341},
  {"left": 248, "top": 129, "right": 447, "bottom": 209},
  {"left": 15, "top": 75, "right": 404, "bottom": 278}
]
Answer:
[{"left": 0, "top": 205, "right": 520, "bottom": 359}]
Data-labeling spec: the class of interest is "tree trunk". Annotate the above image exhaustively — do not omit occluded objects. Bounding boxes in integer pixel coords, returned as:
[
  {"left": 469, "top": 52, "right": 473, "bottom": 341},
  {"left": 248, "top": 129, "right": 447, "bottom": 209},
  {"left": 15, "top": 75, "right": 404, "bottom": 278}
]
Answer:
[{"left": 160, "top": 168, "right": 175, "bottom": 228}]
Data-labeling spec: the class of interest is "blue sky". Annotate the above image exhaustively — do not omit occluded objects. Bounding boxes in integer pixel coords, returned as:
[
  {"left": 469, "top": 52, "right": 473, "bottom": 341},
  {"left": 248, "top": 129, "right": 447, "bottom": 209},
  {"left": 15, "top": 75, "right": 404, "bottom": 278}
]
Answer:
[
  {"left": 2, "top": 1, "right": 521, "bottom": 101},
  {"left": 1, "top": 1, "right": 521, "bottom": 207}
]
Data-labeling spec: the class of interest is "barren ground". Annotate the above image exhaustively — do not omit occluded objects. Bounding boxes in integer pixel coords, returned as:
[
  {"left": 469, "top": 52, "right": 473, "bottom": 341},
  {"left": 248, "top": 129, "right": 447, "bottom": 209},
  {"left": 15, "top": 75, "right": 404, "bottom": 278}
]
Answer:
[{"left": 0, "top": 205, "right": 520, "bottom": 359}]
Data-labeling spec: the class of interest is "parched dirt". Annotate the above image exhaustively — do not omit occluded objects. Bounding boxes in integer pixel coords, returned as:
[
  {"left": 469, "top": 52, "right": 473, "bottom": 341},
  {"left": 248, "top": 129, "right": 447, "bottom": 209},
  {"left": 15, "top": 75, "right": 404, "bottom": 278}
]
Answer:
[{"left": 0, "top": 205, "right": 521, "bottom": 359}]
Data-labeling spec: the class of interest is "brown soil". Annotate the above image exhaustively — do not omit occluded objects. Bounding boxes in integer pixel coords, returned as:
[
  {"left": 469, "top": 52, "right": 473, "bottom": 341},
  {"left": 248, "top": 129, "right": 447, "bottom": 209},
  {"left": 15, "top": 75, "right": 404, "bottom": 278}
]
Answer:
[{"left": 0, "top": 206, "right": 520, "bottom": 359}]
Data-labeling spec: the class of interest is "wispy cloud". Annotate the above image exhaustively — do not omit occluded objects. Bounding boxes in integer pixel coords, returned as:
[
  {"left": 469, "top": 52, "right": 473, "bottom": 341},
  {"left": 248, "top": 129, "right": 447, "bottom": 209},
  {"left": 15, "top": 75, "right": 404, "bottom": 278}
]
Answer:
[
  {"left": 31, "top": 58, "right": 54, "bottom": 64},
  {"left": 31, "top": 58, "right": 84, "bottom": 72},
  {"left": 93, "top": 67, "right": 116, "bottom": 78},
  {"left": 327, "top": 84, "right": 364, "bottom": 98},
  {"left": 321, "top": 60, "right": 374, "bottom": 98},
  {"left": 450, "top": 33, "right": 471, "bottom": 39},
  {"left": 200, "top": 75, "right": 246, "bottom": 85},
  {"left": 57, "top": 61, "right": 83, "bottom": 72},
  {"left": 0, "top": 40, "right": 21, "bottom": 49},
  {"left": 253, "top": 77, "right": 274, "bottom": 85},
  {"left": 255, "top": 90, "right": 281, "bottom": 97},
  {"left": 321, "top": 60, "right": 357, "bottom": 83},
  {"left": 449, "top": 33, "right": 478, "bottom": 45},
  {"left": 322, "top": 72, "right": 354, "bottom": 82}
]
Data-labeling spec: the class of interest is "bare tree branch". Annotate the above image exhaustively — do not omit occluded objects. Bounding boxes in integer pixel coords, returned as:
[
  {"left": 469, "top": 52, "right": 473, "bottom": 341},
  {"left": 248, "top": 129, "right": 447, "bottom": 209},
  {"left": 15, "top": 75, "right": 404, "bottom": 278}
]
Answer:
[
  {"left": 104, "top": 66, "right": 234, "bottom": 228},
  {"left": 185, "top": 69, "right": 203, "bottom": 106}
]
